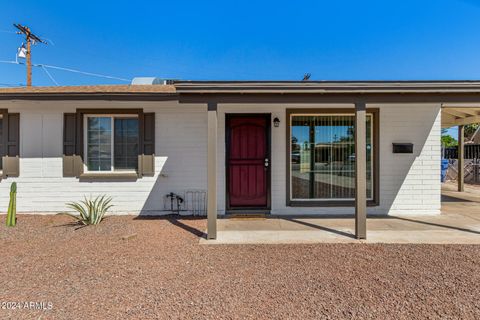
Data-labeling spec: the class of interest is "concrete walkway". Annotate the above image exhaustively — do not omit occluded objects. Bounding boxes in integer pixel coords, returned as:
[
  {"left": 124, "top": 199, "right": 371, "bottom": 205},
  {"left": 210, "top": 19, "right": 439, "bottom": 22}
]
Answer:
[{"left": 202, "top": 187, "right": 480, "bottom": 245}]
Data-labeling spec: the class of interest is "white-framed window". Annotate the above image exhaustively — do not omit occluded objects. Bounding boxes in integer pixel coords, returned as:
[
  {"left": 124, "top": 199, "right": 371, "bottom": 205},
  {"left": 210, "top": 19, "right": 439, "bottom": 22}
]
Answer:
[{"left": 84, "top": 115, "right": 139, "bottom": 172}]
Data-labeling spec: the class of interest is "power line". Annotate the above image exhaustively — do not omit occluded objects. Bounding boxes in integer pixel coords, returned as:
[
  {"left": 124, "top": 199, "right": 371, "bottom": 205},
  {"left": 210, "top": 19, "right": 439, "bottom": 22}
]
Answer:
[
  {"left": 0, "top": 60, "right": 19, "bottom": 65},
  {"left": 40, "top": 65, "right": 59, "bottom": 86},
  {"left": 0, "top": 82, "right": 25, "bottom": 87},
  {"left": 38, "top": 64, "right": 130, "bottom": 82},
  {"left": 0, "top": 60, "right": 131, "bottom": 83},
  {"left": 5, "top": 24, "right": 130, "bottom": 85}
]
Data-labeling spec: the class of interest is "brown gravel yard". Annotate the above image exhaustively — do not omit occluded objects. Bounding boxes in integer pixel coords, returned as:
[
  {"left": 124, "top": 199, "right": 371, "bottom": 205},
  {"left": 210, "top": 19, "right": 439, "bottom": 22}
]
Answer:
[{"left": 1, "top": 215, "right": 479, "bottom": 319}]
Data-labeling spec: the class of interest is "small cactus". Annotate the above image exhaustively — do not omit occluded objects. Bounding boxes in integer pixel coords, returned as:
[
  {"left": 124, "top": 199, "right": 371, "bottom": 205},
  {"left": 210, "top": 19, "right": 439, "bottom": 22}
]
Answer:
[{"left": 6, "top": 182, "right": 16, "bottom": 227}]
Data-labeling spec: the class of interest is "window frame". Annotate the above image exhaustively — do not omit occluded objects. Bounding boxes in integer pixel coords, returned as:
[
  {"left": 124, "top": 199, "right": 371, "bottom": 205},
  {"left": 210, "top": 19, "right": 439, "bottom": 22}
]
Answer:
[
  {"left": 83, "top": 113, "right": 140, "bottom": 174},
  {"left": 286, "top": 108, "right": 379, "bottom": 207}
]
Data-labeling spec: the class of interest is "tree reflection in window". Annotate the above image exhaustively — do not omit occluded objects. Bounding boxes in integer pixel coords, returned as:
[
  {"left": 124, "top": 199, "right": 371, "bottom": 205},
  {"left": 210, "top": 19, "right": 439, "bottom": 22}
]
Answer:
[{"left": 290, "top": 114, "right": 373, "bottom": 200}]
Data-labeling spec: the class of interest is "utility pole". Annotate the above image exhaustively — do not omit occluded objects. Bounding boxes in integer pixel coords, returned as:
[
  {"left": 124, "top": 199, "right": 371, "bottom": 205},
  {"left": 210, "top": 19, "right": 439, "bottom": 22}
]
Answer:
[{"left": 14, "top": 24, "right": 47, "bottom": 87}]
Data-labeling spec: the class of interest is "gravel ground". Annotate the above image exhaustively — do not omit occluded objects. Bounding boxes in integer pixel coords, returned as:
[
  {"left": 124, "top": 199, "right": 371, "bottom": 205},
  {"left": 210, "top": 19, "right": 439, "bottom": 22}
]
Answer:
[{"left": 1, "top": 215, "right": 479, "bottom": 320}]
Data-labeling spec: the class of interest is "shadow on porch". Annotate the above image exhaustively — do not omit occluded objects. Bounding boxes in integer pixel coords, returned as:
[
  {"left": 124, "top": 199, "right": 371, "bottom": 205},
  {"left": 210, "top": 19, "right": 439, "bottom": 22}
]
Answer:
[{"left": 199, "top": 188, "right": 480, "bottom": 245}]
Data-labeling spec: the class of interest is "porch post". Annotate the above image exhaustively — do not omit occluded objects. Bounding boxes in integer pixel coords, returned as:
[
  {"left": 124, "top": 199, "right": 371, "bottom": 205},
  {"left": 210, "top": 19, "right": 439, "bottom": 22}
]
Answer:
[
  {"left": 355, "top": 102, "right": 367, "bottom": 239},
  {"left": 458, "top": 124, "right": 465, "bottom": 192},
  {"left": 207, "top": 102, "right": 218, "bottom": 239}
]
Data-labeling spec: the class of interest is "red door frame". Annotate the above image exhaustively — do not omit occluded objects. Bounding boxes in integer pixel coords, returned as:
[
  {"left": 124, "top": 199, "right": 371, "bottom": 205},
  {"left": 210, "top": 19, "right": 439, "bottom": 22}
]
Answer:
[{"left": 225, "top": 113, "right": 271, "bottom": 212}]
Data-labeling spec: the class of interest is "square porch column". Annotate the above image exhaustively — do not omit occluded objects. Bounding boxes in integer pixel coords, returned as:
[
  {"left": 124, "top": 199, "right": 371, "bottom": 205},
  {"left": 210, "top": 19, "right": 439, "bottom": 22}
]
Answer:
[
  {"left": 458, "top": 124, "right": 464, "bottom": 192},
  {"left": 355, "top": 102, "right": 367, "bottom": 239},
  {"left": 207, "top": 102, "right": 218, "bottom": 239}
]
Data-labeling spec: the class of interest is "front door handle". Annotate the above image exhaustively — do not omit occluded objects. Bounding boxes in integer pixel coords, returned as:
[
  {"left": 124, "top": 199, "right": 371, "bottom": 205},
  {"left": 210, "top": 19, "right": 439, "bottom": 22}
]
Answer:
[{"left": 264, "top": 158, "right": 269, "bottom": 167}]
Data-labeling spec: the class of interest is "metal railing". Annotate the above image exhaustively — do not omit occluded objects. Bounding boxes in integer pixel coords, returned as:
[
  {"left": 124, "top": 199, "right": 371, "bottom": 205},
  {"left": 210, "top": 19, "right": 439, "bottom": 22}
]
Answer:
[{"left": 444, "top": 144, "right": 480, "bottom": 160}]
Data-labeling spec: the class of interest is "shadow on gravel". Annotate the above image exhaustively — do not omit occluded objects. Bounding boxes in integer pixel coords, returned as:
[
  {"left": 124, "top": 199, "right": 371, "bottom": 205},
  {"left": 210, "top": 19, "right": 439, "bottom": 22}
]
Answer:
[
  {"left": 52, "top": 222, "right": 88, "bottom": 230},
  {"left": 51, "top": 218, "right": 86, "bottom": 230},
  {"left": 52, "top": 215, "right": 114, "bottom": 230},
  {"left": 133, "top": 216, "right": 206, "bottom": 239}
]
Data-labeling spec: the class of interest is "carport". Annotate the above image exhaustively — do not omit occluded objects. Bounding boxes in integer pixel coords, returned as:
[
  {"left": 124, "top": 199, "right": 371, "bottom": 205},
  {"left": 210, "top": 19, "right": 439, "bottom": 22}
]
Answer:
[{"left": 442, "top": 104, "right": 480, "bottom": 192}]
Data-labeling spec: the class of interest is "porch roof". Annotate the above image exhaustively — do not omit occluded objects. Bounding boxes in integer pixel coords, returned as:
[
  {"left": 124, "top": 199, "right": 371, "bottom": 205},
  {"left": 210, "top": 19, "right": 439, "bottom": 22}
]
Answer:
[
  {"left": 3, "top": 81, "right": 480, "bottom": 103},
  {"left": 174, "top": 80, "right": 480, "bottom": 94},
  {"left": 442, "top": 104, "right": 480, "bottom": 128}
]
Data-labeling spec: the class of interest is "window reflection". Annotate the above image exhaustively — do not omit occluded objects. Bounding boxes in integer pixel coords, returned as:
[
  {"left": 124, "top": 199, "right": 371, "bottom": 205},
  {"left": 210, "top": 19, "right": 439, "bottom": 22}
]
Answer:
[
  {"left": 114, "top": 118, "right": 139, "bottom": 170},
  {"left": 87, "top": 117, "right": 112, "bottom": 171},
  {"left": 291, "top": 114, "right": 373, "bottom": 200},
  {"left": 86, "top": 116, "right": 139, "bottom": 172}
]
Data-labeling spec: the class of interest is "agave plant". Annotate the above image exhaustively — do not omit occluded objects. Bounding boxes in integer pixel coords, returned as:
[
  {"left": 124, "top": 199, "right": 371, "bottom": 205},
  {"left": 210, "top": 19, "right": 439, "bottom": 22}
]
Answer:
[{"left": 63, "top": 195, "right": 113, "bottom": 225}]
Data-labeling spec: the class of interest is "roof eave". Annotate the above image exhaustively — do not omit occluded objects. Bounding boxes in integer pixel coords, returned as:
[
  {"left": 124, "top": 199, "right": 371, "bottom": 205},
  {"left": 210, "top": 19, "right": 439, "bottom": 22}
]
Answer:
[
  {"left": 173, "top": 81, "right": 480, "bottom": 94},
  {"left": 0, "top": 92, "right": 179, "bottom": 101}
]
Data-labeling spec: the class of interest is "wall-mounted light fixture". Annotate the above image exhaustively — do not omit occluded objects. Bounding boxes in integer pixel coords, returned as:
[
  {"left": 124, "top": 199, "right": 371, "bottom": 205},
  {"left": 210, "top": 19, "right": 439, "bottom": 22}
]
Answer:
[{"left": 273, "top": 117, "right": 280, "bottom": 127}]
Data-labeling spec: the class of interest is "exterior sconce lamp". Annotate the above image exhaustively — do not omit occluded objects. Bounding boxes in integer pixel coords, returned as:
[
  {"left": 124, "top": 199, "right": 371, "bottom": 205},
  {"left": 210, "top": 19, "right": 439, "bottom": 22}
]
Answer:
[{"left": 273, "top": 117, "right": 280, "bottom": 127}]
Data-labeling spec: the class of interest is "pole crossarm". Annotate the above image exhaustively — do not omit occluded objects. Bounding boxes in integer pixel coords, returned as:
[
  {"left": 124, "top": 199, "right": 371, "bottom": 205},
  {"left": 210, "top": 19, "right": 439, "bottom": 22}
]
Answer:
[{"left": 13, "top": 24, "right": 47, "bottom": 87}]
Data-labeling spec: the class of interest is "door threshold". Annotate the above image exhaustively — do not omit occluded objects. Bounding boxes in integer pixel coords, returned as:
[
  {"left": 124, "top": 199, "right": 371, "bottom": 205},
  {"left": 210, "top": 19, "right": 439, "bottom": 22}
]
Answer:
[{"left": 226, "top": 210, "right": 270, "bottom": 219}]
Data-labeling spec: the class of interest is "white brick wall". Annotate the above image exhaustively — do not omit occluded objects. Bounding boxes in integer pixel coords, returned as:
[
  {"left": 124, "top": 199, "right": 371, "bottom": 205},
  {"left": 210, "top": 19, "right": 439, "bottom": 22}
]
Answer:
[
  {"left": 373, "top": 104, "right": 441, "bottom": 215},
  {"left": 0, "top": 100, "right": 207, "bottom": 214},
  {"left": 0, "top": 100, "right": 441, "bottom": 216},
  {"left": 217, "top": 103, "right": 442, "bottom": 216}
]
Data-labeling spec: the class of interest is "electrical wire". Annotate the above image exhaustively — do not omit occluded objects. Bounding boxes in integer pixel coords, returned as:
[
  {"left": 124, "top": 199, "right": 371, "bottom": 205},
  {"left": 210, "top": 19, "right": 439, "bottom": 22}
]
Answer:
[
  {"left": 0, "top": 60, "right": 131, "bottom": 82},
  {"left": 41, "top": 38, "right": 55, "bottom": 46},
  {"left": 0, "top": 83, "right": 25, "bottom": 87},
  {"left": 41, "top": 65, "right": 59, "bottom": 86},
  {"left": 38, "top": 64, "right": 130, "bottom": 82},
  {"left": 0, "top": 60, "right": 19, "bottom": 64}
]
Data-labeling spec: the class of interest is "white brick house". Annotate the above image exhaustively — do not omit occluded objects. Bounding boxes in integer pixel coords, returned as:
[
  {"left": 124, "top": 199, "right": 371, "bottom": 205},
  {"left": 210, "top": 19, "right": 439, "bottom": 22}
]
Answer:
[{"left": 0, "top": 80, "right": 476, "bottom": 238}]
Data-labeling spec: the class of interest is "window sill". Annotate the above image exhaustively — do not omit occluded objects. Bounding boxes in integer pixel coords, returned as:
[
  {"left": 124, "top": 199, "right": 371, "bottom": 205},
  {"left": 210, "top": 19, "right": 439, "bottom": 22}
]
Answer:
[
  {"left": 288, "top": 200, "right": 379, "bottom": 207},
  {"left": 79, "top": 172, "right": 138, "bottom": 182}
]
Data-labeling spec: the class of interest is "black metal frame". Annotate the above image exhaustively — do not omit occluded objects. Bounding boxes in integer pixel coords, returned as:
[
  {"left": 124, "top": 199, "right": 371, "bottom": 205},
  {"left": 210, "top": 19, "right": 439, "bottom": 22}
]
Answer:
[{"left": 444, "top": 144, "right": 480, "bottom": 160}]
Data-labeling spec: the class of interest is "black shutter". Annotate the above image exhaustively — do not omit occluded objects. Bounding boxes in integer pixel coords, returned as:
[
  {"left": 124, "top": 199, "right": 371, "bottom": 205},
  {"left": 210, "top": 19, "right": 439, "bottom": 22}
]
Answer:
[
  {"left": 138, "top": 112, "right": 155, "bottom": 177},
  {"left": 63, "top": 113, "right": 76, "bottom": 156},
  {"left": 63, "top": 113, "right": 83, "bottom": 177},
  {"left": 6, "top": 113, "right": 19, "bottom": 156},
  {"left": 2, "top": 113, "right": 20, "bottom": 177},
  {"left": 143, "top": 113, "right": 155, "bottom": 155}
]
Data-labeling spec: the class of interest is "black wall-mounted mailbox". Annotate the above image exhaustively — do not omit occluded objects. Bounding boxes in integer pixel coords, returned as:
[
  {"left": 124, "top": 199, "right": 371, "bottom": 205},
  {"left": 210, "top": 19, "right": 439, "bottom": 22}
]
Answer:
[{"left": 393, "top": 143, "right": 414, "bottom": 154}]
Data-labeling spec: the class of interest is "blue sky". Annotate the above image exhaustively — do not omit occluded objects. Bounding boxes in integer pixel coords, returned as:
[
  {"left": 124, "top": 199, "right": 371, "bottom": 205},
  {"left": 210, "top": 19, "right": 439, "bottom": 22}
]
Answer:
[{"left": 0, "top": 0, "right": 479, "bottom": 136}]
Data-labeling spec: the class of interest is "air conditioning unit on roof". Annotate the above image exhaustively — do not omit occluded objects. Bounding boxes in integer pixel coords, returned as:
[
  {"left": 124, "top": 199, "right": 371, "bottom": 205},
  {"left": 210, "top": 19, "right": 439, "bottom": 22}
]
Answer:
[{"left": 131, "top": 77, "right": 175, "bottom": 85}]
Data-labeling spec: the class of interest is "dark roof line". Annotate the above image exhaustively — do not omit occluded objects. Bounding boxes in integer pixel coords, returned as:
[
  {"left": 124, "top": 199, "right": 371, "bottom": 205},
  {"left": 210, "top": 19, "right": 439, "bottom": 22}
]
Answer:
[
  {"left": 174, "top": 80, "right": 480, "bottom": 94},
  {"left": 174, "top": 80, "right": 480, "bottom": 84},
  {"left": 3, "top": 81, "right": 480, "bottom": 98}
]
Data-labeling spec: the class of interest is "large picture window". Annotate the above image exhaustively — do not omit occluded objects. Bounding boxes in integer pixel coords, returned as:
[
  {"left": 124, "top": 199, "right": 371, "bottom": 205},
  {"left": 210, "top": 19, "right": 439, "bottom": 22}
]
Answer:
[
  {"left": 289, "top": 112, "right": 376, "bottom": 203},
  {"left": 84, "top": 115, "right": 139, "bottom": 172}
]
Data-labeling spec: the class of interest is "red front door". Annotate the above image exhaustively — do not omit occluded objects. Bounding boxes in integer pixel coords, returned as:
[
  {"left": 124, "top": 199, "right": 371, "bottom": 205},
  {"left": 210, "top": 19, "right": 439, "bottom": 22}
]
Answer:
[{"left": 226, "top": 115, "right": 270, "bottom": 209}]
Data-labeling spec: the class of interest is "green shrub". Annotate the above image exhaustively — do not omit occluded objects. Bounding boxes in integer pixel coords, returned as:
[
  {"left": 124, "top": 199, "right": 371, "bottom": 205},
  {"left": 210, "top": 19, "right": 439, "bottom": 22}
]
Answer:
[
  {"left": 6, "top": 182, "right": 17, "bottom": 227},
  {"left": 63, "top": 195, "right": 113, "bottom": 225}
]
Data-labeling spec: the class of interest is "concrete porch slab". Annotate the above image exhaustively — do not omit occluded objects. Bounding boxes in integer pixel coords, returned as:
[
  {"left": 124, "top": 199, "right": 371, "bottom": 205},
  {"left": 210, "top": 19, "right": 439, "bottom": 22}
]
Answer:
[{"left": 201, "top": 188, "right": 480, "bottom": 245}]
